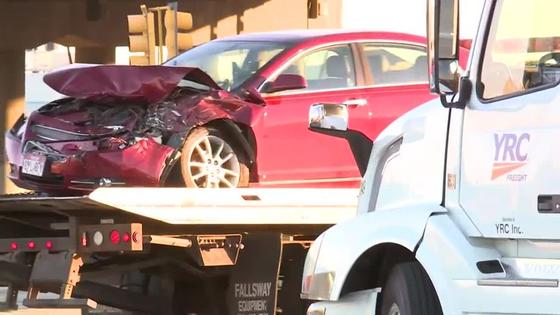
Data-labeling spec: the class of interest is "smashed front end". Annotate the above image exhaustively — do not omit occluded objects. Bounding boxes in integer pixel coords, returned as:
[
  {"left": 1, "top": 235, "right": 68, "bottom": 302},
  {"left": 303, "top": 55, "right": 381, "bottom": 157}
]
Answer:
[{"left": 5, "top": 65, "right": 223, "bottom": 194}]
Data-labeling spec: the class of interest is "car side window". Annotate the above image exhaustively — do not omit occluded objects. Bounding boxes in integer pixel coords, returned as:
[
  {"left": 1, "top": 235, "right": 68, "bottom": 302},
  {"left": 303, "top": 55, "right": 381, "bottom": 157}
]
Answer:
[
  {"left": 280, "top": 45, "right": 356, "bottom": 91},
  {"left": 362, "top": 44, "right": 427, "bottom": 86},
  {"left": 479, "top": 0, "right": 560, "bottom": 100}
]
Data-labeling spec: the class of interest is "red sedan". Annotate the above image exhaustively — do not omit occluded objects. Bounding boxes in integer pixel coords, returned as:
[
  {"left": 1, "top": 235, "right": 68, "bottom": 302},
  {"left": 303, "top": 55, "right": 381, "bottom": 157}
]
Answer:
[{"left": 5, "top": 30, "right": 465, "bottom": 194}]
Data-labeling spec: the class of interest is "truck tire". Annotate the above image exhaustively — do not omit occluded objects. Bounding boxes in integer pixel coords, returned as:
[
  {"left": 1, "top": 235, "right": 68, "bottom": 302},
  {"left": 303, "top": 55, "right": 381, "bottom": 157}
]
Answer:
[
  {"left": 379, "top": 262, "right": 442, "bottom": 315},
  {"left": 181, "top": 127, "right": 250, "bottom": 188}
]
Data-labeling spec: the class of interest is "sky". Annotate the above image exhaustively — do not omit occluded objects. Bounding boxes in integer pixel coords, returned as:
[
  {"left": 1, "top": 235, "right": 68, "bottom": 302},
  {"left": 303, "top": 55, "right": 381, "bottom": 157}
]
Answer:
[{"left": 342, "top": 0, "right": 485, "bottom": 39}]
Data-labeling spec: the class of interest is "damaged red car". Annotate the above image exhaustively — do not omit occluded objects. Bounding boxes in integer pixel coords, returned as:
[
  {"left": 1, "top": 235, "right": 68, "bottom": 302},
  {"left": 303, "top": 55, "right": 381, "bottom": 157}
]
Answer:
[{"left": 6, "top": 30, "right": 463, "bottom": 194}]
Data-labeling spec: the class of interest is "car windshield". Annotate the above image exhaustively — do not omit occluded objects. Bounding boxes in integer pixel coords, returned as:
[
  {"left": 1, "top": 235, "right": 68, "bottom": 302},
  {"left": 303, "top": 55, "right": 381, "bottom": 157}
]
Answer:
[{"left": 165, "top": 40, "right": 288, "bottom": 91}]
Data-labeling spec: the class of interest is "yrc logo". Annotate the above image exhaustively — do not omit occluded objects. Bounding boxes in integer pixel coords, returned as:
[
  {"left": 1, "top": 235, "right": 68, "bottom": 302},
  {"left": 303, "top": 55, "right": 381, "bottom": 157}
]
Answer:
[{"left": 492, "top": 133, "right": 530, "bottom": 181}]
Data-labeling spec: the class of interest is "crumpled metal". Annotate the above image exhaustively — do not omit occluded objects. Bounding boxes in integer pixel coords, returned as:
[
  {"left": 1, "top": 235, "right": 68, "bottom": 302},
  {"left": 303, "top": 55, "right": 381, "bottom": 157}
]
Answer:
[{"left": 43, "top": 64, "right": 221, "bottom": 104}]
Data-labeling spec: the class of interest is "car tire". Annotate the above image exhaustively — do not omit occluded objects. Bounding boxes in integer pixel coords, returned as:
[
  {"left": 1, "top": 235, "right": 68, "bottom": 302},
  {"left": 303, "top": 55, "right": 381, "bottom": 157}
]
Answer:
[
  {"left": 181, "top": 127, "right": 250, "bottom": 188},
  {"left": 379, "top": 262, "right": 443, "bottom": 315}
]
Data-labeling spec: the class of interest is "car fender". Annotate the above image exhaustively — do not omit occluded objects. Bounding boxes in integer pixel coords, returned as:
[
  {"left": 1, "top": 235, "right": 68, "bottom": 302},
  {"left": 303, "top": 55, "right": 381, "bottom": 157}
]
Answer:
[
  {"left": 159, "top": 118, "right": 257, "bottom": 184},
  {"left": 158, "top": 93, "right": 263, "bottom": 181},
  {"left": 302, "top": 203, "right": 446, "bottom": 301},
  {"left": 175, "top": 93, "right": 261, "bottom": 144},
  {"left": 211, "top": 119, "right": 256, "bottom": 164}
]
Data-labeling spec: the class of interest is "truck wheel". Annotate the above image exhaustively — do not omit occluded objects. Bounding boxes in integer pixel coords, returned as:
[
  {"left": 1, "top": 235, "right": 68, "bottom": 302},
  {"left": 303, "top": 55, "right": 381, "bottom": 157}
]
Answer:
[
  {"left": 181, "top": 127, "right": 250, "bottom": 188},
  {"left": 379, "top": 262, "right": 442, "bottom": 315}
]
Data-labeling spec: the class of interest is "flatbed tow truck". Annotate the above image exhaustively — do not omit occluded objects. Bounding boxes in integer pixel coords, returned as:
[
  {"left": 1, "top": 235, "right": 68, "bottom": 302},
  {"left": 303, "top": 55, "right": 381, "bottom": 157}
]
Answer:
[{"left": 0, "top": 188, "right": 357, "bottom": 315}]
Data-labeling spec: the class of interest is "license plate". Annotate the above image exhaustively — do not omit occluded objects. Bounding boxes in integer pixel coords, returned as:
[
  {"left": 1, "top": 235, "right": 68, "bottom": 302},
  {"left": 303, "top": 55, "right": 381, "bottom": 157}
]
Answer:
[{"left": 22, "top": 154, "right": 46, "bottom": 176}]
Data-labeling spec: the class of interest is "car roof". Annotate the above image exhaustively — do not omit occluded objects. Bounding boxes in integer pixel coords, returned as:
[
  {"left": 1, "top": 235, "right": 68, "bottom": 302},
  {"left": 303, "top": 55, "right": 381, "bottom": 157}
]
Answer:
[{"left": 217, "top": 29, "right": 426, "bottom": 45}]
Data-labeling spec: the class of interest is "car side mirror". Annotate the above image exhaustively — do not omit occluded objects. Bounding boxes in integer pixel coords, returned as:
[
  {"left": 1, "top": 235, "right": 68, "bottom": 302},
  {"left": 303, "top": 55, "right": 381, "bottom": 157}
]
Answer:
[
  {"left": 262, "top": 74, "right": 307, "bottom": 93},
  {"left": 308, "top": 103, "right": 373, "bottom": 177}
]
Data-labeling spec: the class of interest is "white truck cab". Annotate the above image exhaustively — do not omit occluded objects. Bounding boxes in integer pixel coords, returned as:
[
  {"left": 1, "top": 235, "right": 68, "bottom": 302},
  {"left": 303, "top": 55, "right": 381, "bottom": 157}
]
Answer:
[{"left": 302, "top": 0, "right": 560, "bottom": 314}]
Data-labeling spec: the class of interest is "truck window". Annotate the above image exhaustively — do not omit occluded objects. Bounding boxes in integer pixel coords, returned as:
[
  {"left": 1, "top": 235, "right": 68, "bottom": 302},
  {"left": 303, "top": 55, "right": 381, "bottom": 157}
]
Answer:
[{"left": 480, "top": 0, "right": 560, "bottom": 100}]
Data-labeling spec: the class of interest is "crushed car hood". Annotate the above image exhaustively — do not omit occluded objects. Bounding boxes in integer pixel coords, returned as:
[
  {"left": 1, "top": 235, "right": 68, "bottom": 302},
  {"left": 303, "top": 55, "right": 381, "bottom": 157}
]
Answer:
[{"left": 43, "top": 64, "right": 221, "bottom": 104}]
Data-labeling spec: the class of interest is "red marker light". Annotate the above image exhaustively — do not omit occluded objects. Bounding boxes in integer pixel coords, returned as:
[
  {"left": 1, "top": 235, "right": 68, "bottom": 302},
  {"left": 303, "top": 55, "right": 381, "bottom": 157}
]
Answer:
[
  {"left": 110, "top": 230, "right": 120, "bottom": 244},
  {"left": 122, "top": 232, "right": 131, "bottom": 243},
  {"left": 27, "top": 241, "right": 36, "bottom": 249},
  {"left": 10, "top": 242, "right": 18, "bottom": 250},
  {"left": 81, "top": 232, "right": 88, "bottom": 247},
  {"left": 45, "top": 240, "right": 53, "bottom": 250}
]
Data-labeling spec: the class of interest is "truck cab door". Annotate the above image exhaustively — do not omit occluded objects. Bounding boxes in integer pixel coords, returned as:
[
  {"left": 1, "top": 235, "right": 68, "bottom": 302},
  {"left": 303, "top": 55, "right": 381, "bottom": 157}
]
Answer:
[{"left": 459, "top": 0, "right": 560, "bottom": 239}]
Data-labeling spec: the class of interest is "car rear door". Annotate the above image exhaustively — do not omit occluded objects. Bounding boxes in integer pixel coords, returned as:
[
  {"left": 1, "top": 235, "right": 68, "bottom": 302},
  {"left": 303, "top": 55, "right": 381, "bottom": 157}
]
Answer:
[{"left": 355, "top": 42, "right": 435, "bottom": 141}]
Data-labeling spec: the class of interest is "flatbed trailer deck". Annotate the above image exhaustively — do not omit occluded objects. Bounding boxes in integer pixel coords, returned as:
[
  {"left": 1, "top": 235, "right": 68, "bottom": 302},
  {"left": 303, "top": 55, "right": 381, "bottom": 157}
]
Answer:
[{"left": 0, "top": 188, "right": 357, "bottom": 315}]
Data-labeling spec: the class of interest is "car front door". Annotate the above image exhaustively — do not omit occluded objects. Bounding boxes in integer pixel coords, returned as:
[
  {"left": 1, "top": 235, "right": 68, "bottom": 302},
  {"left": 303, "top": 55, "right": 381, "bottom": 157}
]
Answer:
[{"left": 257, "top": 44, "right": 370, "bottom": 186}]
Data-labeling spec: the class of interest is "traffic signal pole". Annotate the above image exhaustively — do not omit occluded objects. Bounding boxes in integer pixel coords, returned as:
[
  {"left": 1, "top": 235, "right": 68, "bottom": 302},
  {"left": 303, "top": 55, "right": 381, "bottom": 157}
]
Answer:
[
  {"left": 164, "top": 2, "right": 193, "bottom": 59},
  {"left": 147, "top": 6, "right": 168, "bottom": 64}
]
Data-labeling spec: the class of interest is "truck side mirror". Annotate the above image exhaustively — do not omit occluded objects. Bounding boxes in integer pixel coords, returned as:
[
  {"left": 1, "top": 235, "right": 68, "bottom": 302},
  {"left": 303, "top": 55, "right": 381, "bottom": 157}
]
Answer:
[
  {"left": 308, "top": 103, "right": 373, "bottom": 177},
  {"left": 309, "top": 103, "right": 348, "bottom": 131},
  {"left": 428, "top": 0, "right": 461, "bottom": 95}
]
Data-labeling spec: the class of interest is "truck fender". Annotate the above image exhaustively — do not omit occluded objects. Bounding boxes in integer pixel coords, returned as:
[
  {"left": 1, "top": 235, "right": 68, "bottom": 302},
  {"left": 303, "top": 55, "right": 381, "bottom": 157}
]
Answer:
[
  {"left": 415, "top": 214, "right": 503, "bottom": 315},
  {"left": 303, "top": 203, "right": 446, "bottom": 301}
]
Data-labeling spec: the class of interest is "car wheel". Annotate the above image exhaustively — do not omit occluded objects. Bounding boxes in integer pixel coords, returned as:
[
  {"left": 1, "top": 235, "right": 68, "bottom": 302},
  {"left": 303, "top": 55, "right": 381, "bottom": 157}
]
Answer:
[
  {"left": 379, "top": 262, "right": 442, "bottom": 315},
  {"left": 181, "top": 127, "right": 249, "bottom": 188}
]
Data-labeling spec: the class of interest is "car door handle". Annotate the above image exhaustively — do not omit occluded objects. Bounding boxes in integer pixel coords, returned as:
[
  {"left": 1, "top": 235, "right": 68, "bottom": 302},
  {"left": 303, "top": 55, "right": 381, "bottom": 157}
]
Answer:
[{"left": 343, "top": 98, "right": 368, "bottom": 107}]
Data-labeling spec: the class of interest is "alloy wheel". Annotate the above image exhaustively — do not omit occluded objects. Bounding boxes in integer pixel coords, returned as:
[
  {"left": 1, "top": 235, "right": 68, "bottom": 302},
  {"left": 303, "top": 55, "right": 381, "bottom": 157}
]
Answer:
[{"left": 186, "top": 135, "right": 240, "bottom": 188}]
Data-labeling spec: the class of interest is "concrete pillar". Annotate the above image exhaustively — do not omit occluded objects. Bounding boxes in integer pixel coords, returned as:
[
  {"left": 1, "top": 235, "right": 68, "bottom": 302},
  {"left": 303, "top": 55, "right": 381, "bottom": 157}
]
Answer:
[
  {"left": 0, "top": 50, "right": 25, "bottom": 194},
  {"left": 75, "top": 46, "right": 115, "bottom": 64}
]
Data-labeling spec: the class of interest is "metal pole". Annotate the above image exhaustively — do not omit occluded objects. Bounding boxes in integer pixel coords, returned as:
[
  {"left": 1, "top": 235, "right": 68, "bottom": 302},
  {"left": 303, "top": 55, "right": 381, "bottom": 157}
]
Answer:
[{"left": 157, "top": 10, "right": 164, "bottom": 64}]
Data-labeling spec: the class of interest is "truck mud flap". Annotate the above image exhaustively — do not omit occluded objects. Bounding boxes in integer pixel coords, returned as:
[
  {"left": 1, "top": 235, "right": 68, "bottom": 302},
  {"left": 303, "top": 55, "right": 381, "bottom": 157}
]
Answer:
[{"left": 227, "top": 233, "right": 282, "bottom": 315}]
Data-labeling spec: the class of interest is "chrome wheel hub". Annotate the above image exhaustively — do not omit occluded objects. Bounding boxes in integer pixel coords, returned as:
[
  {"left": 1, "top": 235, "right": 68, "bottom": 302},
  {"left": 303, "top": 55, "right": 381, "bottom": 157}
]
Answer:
[{"left": 187, "top": 135, "right": 240, "bottom": 188}]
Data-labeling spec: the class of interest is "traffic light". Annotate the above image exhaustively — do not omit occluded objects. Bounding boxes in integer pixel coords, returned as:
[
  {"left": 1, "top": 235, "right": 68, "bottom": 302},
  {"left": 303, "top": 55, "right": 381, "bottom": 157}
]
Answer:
[
  {"left": 308, "top": 0, "right": 321, "bottom": 19},
  {"left": 164, "top": 4, "right": 193, "bottom": 58},
  {"left": 127, "top": 5, "right": 156, "bottom": 65}
]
